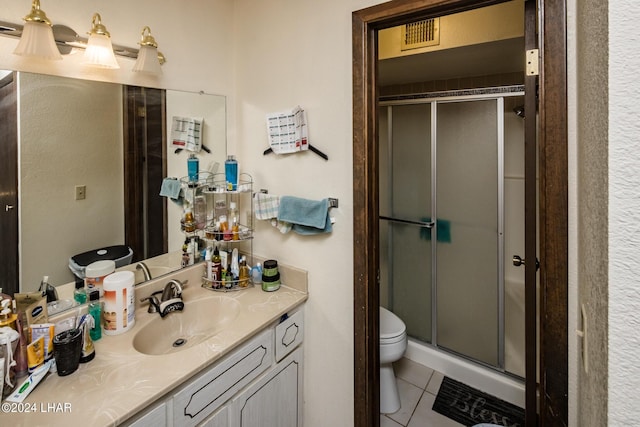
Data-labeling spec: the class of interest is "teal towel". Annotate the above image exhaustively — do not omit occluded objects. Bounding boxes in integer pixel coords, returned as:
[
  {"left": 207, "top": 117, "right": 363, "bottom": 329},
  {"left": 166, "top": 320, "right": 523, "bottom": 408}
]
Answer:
[
  {"left": 437, "top": 219, "right": 451, "bottom": 243},
  {"left": 278, "top": 196, "right": 332, "bottom": 235},
  {"left": 419, "top": 217, "right": 451, "bottom": 243},
  {"left": 159, "top": 178, "right": 183, "bottom": 206}
]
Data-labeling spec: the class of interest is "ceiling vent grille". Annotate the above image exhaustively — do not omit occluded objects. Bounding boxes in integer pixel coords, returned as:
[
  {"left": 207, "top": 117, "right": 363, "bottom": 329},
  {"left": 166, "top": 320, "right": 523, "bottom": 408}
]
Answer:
[{"left": 401, "top": 18, "right": 440, "bottom": 51}]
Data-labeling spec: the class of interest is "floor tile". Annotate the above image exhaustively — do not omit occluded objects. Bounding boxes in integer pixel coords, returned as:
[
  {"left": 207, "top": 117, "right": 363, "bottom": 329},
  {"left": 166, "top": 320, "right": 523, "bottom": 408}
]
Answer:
[
  {"left": 407, "top": 392, "right": 466, "bottom": 427},
  {"left": 381, "top": 414, "right": 404, "bottom": 427},
  {"left": 386, "top": 378, "right": 423, "bottom": 426},
  {"left": 426, "top": 370, "right": 445, "bottom": 395},
  {"left": 394, "top": 357, "right": 434, "bottom": 390}
]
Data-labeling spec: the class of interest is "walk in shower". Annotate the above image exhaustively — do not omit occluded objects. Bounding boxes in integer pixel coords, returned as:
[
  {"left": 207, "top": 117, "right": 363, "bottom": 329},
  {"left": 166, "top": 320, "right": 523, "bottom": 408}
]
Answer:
[{"left": 379, "top": 87, "right": 527, "bottom": 406}]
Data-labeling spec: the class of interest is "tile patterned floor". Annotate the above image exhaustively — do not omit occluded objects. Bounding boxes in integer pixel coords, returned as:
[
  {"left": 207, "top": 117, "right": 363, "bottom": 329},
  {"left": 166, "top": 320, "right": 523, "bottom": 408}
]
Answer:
[{"left": 381, "top": 358, "right": 465, "bottom": 427}]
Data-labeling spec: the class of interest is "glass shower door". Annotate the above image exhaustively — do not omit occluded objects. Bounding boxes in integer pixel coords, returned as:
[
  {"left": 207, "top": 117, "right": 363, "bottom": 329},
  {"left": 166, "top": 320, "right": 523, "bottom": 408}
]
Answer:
[
  {"left": 379, "top": 103, "right": 432, "bottom": 343},
  {"left": 435, "top": 99, "right": 500, "bottom": 366}
]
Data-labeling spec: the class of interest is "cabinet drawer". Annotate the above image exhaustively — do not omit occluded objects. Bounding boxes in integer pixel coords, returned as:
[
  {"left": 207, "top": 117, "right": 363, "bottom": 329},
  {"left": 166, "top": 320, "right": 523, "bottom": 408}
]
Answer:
[
  {"left": 274, "top": 310, "right": 304, "bottom": 362},
  {"left": 173, "top": 328, "right": 274, "bottom": 427}
]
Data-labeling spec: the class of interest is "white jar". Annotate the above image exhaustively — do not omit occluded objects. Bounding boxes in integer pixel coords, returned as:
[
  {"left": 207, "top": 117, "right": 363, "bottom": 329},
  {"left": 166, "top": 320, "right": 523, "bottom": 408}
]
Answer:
[
  {"left": 102, "top": 271, "right": 135, "bottom": 335},
  {"left": 84, "top": 260, "right": 116, "bottom": 298}
]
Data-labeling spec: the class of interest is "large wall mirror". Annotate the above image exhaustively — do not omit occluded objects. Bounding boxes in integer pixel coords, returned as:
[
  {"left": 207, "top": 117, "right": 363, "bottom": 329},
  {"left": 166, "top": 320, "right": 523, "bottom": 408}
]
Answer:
[{"left": 0, "top": 70, "right": 226, "bottom": 296}]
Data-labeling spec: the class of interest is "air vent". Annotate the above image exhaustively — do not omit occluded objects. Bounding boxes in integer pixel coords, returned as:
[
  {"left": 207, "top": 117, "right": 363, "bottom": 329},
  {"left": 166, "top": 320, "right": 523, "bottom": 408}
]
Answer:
[{"left": 401, "top": 18, "right": 440, "bottom": 51}]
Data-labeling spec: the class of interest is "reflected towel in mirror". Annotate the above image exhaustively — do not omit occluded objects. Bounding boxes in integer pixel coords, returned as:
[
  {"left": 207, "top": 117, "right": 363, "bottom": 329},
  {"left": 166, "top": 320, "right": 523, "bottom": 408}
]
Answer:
[{"left": 159, "top": 178, "right": 183, "bottom": 206}]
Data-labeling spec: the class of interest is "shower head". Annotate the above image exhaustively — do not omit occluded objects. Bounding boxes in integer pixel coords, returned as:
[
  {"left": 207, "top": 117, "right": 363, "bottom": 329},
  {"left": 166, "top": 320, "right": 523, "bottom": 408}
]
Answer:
[{"left": 513, "top": 105, "right": 525, "bottom": 118}]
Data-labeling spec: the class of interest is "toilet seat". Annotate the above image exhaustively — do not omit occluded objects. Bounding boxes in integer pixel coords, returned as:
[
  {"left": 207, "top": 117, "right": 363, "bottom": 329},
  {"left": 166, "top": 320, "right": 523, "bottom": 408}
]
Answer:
[{"left": 380, "top": 306, "right": 406, "bottom": 344}]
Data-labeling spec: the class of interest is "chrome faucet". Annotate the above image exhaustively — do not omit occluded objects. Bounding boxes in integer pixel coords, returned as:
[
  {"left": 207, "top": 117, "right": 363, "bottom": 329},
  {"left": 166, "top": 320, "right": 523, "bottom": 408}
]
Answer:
[
  {"left": 140, "top": 279, "right": 185, "bottom": 318},
  {"left": 136, "top": 262, "right": 152, "bottom": 281}
]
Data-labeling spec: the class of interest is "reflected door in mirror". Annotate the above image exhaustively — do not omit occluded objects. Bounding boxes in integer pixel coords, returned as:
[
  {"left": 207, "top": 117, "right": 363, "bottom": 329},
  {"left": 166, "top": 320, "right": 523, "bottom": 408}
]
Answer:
[
  {"left": 0, "top": 72, "right": 18, "bottom": 295},
  {"left": 124, "top": 86, "right": 168, "bottom": 262}
]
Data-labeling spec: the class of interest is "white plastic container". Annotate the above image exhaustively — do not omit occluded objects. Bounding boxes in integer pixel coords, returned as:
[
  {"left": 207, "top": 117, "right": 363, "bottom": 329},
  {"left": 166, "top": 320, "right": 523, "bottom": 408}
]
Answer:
[
  {"left": 84, "top": 260, "right": 116, "bottom": 298},
  {"left": 102, "top": 271, "right": 135, "bottom": 336}
]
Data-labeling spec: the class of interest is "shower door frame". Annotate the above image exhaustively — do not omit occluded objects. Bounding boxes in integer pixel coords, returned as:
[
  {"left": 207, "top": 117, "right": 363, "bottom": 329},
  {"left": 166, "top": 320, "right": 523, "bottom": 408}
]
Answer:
[{"left": 380, "top": 90, "right": 523, "bottom": 373}]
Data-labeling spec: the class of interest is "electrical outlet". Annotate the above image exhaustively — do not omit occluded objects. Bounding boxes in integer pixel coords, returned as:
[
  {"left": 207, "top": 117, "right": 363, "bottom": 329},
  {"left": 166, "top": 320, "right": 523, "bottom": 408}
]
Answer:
[{"left": 75, "top": 185, "right": 86, "bottom": 200}]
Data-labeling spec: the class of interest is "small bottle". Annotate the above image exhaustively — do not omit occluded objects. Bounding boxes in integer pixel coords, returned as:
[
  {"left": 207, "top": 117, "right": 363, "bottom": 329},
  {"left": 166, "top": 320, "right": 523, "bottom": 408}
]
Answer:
[
  {"left": 184, "top": 208, "right": 195, "bottom": 233},
  {"left": 181, "top": 242, "right": 190, "bottom": 268},
  {"left": 194, "top": 196, "right": 207, "bottom": 230},
  {"left": 252, "top": 263, "right": 263, "bottom": 287},
  {"left": 212, "top": 247, "right": 222, "bottom": 288},
  {"left": 229, "top": 202, "right": 240, "bottom": 240},
  {"left": 224, "top": 270, "right": 233, "bottom": 289},
  {"left": 225, "top": 155, "right": 238, "bottom": 191},
  {"left": 74, "top": 282, "right": 87, "bottom": 305},
  {"left": 220, "top": 215, "right": 232, "bottom": 241},
  {"left": 239, "top": 256, "right": 251, "bottom": 288},
  {"left": 188, "top": 153, "right": 199, "bottom": 182},
  {"left": 88, "top": 292, "right": 102, "bottom": 342},
  {"left": 14, "top": 314, "right": 28, "bottom": 378},
  {"left": 214, "top": 220, "right": 222, "bottom": 241}
]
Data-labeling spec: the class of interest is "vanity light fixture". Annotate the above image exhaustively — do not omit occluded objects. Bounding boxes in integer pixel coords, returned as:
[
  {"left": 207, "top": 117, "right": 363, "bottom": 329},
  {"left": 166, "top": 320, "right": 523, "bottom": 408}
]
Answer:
[
  {"left": 132, "top": 26, "right": 164, "bottom": 74},
  {"left": 12, "top": 0, "right": 61, "bottom": 60},
  {"left": 1, "top": 11, "right": 167, "bottom": 69},
  {"left": 82, "top": 13, "right": 119, "bottom": 69}
]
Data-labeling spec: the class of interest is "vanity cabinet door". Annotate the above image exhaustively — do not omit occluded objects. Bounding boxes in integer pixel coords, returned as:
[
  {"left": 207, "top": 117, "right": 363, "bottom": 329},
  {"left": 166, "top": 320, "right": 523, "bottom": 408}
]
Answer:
[
  {"left": 173, "top": 328, "right": 274, "bottom": 427},
  {"left": 230, "top": 347, "right": 303, "bottom": 427},
  {"left": 198, "top": 405, "right": 229, "bottom": 427},
  {"left": 125, "top": 400, "right": 168, "bottom": 427}
]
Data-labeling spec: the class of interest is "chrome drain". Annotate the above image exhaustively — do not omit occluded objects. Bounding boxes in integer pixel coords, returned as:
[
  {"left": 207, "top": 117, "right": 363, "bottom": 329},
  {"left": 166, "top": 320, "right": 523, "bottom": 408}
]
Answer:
[{"left": 172, "top": 338, "right": 187, "bottom": 347}]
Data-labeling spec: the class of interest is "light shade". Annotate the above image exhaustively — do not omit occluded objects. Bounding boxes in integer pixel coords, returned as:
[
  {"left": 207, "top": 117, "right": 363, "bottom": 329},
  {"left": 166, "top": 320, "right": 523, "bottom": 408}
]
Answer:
[
  {"left": 82, "top": 13, "right": 119, "bottom": 69},
  {"left": 132, "top": 26, "right": 162, "bottom": 74},
  {"left": 13, "top": 0, "right": 62, "bottom": 60},
  {"left": 133, "top": 44, "right": 162, "bottom": 74}
]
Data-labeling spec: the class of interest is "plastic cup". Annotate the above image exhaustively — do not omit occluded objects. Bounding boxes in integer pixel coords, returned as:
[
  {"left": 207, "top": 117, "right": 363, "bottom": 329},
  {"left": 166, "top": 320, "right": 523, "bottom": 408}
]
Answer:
[{"left": 52, "top": 328, "right": 82, "bottom": 376}]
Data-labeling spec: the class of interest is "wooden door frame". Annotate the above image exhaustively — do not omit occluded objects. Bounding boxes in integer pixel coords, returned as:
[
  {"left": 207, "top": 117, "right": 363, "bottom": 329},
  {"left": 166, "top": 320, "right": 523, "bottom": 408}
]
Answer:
[
  {"left": 123, "top": 86, "right": 168, "bottom": 262},
  {"left": 352, "top": 1, "right": 568, "bottom": 426},
  {"left": 0, "top": 72, "right": 19, "bottom": 295}
]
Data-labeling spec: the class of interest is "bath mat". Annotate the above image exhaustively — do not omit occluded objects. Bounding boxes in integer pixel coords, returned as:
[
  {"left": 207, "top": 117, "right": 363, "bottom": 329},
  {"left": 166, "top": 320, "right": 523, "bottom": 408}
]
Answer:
[{"left": 432, "top": 376, "right": 525, "bottom": 427}]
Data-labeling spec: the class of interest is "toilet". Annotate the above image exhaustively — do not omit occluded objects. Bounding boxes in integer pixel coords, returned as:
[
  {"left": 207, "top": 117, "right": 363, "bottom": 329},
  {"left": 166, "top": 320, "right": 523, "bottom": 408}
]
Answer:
[{"left": 379, "top": 306, "right": 408, "bottom": 414}]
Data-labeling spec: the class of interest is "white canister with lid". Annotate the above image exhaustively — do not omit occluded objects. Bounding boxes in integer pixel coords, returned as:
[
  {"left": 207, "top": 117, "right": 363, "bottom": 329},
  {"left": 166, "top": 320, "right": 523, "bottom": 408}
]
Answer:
[
  {"left": 102, "top": 271, "right": 135, "bottom": 335},
  {"left": 84, "top": 260, "right": 116, "bottom": 298}
]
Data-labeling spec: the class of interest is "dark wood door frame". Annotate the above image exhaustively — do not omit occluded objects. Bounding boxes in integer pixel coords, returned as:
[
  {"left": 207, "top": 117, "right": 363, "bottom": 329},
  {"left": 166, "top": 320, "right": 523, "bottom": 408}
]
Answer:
[
  {"left": 123, "top": 86, "right": 168, "bottom": 262},
  {"left": 352, "top": 1, "right": 568, "bottom": 426},
  {"left": 0, "top": 72, "right": 19, "bottom": 295}
]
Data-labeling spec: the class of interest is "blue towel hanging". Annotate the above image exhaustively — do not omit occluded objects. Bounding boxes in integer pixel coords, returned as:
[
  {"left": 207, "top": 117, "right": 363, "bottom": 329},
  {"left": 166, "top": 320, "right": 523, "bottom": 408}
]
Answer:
[{"left": 277, "top": 196, "right": 332, "bottom": 235}]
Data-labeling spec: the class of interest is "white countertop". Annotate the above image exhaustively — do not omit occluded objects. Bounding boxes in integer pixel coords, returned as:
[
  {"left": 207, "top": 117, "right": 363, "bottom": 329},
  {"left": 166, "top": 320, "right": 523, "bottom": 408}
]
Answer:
[{"left": 2, "top": 263, "right": 307, "bottom": 426}]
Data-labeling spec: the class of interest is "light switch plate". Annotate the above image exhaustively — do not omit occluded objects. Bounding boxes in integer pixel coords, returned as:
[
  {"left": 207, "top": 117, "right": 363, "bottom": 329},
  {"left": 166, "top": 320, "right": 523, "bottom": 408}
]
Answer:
[{"left": 75, "top": 185, "right": 86, "bottom": 200}]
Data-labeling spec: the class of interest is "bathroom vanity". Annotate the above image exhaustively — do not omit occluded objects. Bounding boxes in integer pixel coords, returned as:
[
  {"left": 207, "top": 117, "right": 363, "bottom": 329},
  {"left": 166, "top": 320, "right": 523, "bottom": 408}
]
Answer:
[{"left": 2, "top": 262, "right": 307, "bottom": 427}]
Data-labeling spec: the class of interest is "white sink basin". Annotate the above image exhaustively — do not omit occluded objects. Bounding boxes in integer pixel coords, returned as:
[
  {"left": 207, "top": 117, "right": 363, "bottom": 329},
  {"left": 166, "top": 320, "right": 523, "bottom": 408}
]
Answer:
[{"left": 132, "top": 295, "right": 241, "bottom": 355}]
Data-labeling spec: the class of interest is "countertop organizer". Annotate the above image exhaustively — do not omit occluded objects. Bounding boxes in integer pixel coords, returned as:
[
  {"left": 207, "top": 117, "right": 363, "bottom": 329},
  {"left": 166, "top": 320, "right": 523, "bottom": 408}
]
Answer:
[{"left": 180, "top": 172, "right": 254, "bottom": 292}]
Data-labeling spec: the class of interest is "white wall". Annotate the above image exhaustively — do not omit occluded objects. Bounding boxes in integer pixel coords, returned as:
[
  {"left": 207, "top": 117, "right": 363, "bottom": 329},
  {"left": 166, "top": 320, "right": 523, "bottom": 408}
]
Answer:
[
  {"left": 232, "top": 1, "right": 382, "bottom": 425},
  {"left": 608, "top": 0, "right": 640, "bottom": 424}
]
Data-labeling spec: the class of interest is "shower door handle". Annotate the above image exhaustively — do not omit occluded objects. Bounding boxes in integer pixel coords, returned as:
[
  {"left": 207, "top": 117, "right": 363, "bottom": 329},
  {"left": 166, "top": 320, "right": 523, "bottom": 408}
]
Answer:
[
  {"left": 379, "top": 216, "right": 434, "bottom": 228},
  {"left": 512, "top": 255, "right": 540, "bottom": 271}
]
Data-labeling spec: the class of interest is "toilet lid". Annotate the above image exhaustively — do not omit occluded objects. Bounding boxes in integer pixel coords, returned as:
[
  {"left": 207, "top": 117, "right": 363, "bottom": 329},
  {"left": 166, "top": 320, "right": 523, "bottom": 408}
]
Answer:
[{"left": 380, "top": 306, "right": 406, "bottom": 340}]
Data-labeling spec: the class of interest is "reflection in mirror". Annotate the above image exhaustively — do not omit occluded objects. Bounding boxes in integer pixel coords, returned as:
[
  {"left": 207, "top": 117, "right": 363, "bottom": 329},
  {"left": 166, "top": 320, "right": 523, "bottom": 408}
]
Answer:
[{"left": 0, "top": 71, "right": 226, "bottom": 297}]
